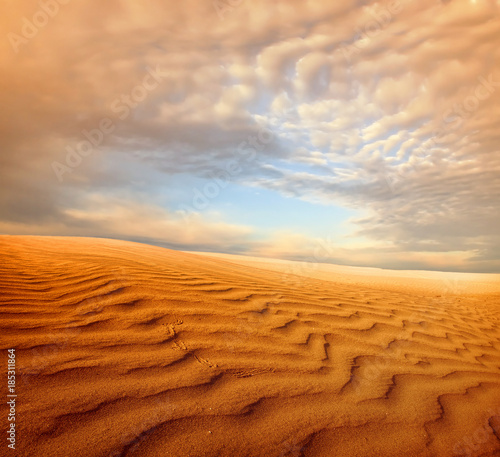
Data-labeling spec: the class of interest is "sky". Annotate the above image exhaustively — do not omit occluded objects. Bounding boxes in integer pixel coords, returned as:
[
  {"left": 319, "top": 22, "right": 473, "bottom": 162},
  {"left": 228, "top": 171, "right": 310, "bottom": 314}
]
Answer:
[{"left": 1, "top": 0, "right": 499, "bottom": 273}]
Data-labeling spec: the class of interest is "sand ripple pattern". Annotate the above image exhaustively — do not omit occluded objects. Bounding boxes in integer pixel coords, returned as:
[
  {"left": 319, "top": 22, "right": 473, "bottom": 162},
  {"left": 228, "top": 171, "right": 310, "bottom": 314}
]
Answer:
[{"left": 0, "top": 236, "right": 499, "bottom": 457}]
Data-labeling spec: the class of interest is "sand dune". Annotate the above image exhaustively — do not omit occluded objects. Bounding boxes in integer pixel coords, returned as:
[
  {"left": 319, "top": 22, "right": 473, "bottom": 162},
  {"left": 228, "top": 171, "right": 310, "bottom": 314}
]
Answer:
[
  {"left": 189, "top": 252, "right": 500, "bottom": 296},
  {"left": 0, "top": 236, "right": 499, "bottom": 457}
]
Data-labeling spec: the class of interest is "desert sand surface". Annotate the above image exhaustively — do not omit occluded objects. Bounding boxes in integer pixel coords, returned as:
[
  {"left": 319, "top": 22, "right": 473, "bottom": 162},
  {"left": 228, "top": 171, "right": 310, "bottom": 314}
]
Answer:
[
  {"left": 188, "top": 252, "right": 500, "bottom": 296},
  {"left": 1, "top": 235, "right": 499, "bottom": 457}
]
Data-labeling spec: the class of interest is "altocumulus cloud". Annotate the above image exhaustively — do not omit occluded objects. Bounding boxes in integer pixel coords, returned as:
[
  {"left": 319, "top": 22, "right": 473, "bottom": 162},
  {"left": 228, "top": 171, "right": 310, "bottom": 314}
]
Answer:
[{"left": 0, "top": 0, "right": 499, "bottom": 272}]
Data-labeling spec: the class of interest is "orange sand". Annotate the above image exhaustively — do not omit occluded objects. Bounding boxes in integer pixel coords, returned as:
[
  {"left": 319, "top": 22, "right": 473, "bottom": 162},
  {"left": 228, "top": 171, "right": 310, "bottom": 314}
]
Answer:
[{"left": 0, "top": 236, "right": 499, "bottom": 457}]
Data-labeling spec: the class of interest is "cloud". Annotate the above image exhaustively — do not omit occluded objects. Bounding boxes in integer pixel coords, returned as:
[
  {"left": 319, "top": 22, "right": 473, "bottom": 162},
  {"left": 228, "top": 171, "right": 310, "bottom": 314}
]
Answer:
[
  {"left": 1, "top": 0, "right": 499, "bottom": 272},
  {"left": 0, "top": 194, "right": 255, "bottom": 253}
]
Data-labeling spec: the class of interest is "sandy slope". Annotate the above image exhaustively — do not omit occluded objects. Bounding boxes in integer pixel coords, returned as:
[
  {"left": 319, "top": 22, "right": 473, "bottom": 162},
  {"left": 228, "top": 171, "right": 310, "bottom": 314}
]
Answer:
[
  {"left": 188, "top": 252, "right": 500, "bottom": 296},
  {"left": 0, "top": 236, "right": 499, "bottom": 457}
]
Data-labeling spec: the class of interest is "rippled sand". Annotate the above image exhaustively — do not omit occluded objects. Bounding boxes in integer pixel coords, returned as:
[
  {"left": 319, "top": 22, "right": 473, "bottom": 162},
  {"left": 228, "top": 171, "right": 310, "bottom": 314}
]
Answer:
[{"left": 0, "top": 236, "right": 499, "bottom": 456}]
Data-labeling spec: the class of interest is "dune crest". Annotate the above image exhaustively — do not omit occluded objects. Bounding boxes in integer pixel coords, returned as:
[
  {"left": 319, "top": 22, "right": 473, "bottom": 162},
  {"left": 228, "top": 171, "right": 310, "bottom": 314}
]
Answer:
[{"left": 0, "top": 236, "right": 499, "bottom": 457}]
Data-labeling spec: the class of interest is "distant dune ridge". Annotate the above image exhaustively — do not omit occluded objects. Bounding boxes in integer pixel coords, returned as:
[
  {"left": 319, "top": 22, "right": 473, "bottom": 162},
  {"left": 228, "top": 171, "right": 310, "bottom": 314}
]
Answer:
[{"left": 0, "top": 236, "right": 499, "bottom": 457}]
